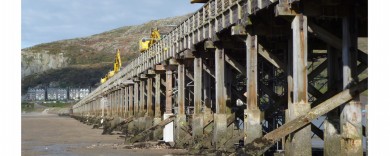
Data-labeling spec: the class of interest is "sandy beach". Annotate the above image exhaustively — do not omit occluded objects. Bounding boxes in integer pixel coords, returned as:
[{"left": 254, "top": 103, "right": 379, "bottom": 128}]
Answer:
[{"left": 22, "top": 112, "right": 187, "bottom": 156}]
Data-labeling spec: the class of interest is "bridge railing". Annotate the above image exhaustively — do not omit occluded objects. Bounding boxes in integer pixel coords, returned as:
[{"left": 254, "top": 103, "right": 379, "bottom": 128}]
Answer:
[{"left": 73, "top": 0, "right": 278, "bottom": 112}]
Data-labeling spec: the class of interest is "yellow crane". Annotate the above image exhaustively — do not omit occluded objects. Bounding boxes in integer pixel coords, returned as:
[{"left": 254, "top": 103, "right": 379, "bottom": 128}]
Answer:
[
  {"left": 139, "top": 28, "right": 161, "bottom": 53},
  {"left": 100, "top": 49, "right": 122, "bottom": 84}
]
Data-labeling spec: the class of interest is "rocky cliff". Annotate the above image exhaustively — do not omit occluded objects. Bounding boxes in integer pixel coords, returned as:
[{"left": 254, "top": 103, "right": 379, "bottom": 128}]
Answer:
[{"left": 21, "top": 14, "right": 190, "bottom": 93}]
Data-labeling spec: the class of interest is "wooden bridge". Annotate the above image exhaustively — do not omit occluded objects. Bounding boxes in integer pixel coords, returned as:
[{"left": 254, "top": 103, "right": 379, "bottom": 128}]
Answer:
[{"left": 71, "top": 0, "right": 368, "bottom": 155}]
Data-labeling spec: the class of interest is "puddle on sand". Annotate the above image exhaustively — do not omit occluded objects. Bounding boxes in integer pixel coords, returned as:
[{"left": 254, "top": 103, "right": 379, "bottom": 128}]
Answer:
[{"left": 31, "top": 143, "right": 89, "bottom": 156}]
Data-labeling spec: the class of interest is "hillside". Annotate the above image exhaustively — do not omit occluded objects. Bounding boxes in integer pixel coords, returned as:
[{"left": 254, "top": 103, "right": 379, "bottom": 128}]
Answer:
[{"left": 21, "top": 14, "right": 191, "bottom": 94}]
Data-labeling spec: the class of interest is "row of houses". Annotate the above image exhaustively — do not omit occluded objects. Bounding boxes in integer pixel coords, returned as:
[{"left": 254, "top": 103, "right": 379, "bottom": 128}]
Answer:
[{"left": 25, "top": 87, "right": 92, "bottom": 101}]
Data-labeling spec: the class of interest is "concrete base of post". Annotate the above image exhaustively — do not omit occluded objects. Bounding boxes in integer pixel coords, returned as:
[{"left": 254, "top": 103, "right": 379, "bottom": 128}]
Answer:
[
  {"left": 132, "top": 118, "right": 142, "bottom": 135},
  {"left": 163, "top": 113, "right": 174, "bottom": 144},
  {"left": 213, "top": 114, "right": 227, "bottom": 150},
  {"left": 153, "top": 117, "right": 163, "bottom": 140},
  {"left": 127, "top": 119, "right": 136, "bottom": 137},
  {"left": 324, "top": 120, "right": 341, "bottom": 156},
  {"left": 144, "top": 116, "right": 154, "bottom": 141},
  {"left": 191, "top": 113, "right": 214, "bottom": 150},
  {"left": 192, "top": 114, "right": 204, "bottom": 146},
  {"left": 174, "top": 114, "right": 188, "bottom": 148},
  {"left": 244, "top": 109, "right": 262, "bottom": 144},
  {"left": 285, "top": 103, "right": 312, "bottom": 156},
  {"left": 102, "top": 117, "right": 119, "bottom": 134}
]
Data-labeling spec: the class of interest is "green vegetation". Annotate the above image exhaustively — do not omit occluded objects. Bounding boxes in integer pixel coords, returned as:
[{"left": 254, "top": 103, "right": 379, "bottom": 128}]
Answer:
[
  {"left": 21, "top": 102, "right": 34, "bottom": 112},
  {"left": 21, "top": 64, "right": 112, "bottom": 94},
  {"left": 41, "top": 102, "right": 72, "bottom": 108}
]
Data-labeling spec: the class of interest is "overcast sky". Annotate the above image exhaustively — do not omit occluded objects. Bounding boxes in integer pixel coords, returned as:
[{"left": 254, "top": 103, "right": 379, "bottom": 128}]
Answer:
[{"left": 22, "top": 0, "right": 203, "bottom": 48}]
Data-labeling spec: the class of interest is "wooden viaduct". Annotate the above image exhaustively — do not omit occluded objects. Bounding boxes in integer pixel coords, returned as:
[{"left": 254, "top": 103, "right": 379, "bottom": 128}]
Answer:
[{"left": 71, "top": 0, "right": 368, "bottom": 155}]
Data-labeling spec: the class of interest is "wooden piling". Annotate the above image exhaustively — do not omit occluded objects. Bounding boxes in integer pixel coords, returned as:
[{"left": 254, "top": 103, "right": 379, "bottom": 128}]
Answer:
[
  {"left": 192, "top": 56, "right": 204, "bottom": 145},
  {"left": 213, "top": 48, "right": 228, "bottom": 150},
  {"left": 340, "top": 14, "right": 363, "bottom": 156},
  {"left": 285, "top": 15, "right": 312, "bottom": 156},
  {"left": 244, "top": 34, "right": 263, "bottom": 145},
  {"left": 164, "top": 66, "right": 174, "bottom": 143},
  {"left": 153, "top": 73, "right": 163, "bottom": 140}
]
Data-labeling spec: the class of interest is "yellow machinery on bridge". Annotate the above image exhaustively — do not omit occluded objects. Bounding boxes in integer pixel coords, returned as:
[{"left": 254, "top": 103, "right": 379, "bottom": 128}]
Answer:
[
  {"left": 139, "top": 28, "right": 161, "bottom": 53},
  {"left": 100, "top": 49, "right": 122, "bottom": 84}
]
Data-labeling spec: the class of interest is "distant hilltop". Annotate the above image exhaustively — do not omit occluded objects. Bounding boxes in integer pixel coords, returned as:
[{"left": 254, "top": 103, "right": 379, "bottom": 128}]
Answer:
[{"left": 21, "top": 14, "right": 191, "bottom": 94}]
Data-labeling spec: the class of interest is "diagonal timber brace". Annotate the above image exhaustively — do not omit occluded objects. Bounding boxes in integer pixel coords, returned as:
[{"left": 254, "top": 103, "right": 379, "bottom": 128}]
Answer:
[
  {"left": 225, "top": 54, "right": 246, "bottom": 74},
  {"left": 238, "top": 78, "right": 367, "bottom": 155},
  {"left": 128, "top": 115, "right": 176, "bottom": 143},
  {"left": 308, "top": 59, "right": 328, "bottom": 81},
  {"left": 308, "top": 22, "right": 368, "bottom": 65},
  {"left": 258, "top": 44, "right": 287, "bottom": 71}
]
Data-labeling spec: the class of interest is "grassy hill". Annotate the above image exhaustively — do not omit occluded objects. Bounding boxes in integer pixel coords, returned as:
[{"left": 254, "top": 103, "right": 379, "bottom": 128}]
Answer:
[{"left": 21, "top": 14, "right": 191, "bottom": 94}]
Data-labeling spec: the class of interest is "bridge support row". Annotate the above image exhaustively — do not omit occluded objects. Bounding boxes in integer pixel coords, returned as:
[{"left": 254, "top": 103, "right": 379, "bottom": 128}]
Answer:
[{"left": 71, "top": 1, "right": 367, "bottom": 154}]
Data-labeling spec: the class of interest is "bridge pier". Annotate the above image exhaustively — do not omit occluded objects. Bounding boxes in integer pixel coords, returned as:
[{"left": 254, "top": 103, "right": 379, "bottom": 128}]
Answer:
[
  {"left": 192, "top": 55, "right": 203, "bottom": 146},
  {"left": 213, "top": 48, "right": 228, "bottom": 150},
  {"left": 143, "top": 75, "right": 154, "bottom": 141},
  {"left": 340, "top": 13, "right": 363, "bottom": 155},
  {"left": 244, "top": 33, "right": 263, "bottom": 145},
  {"left": 129, "top": 80, "right": 140, "bottom": 135},
  {"left": 153, "top": 73, "right": 163, "bottom": 140},
  {"left": 163, "top": 65, "right": 174, "bottom": 144},
  {"left": 70, "top": 0, "right": 368, "bottom": 154},
  {"left": 285, "top": 15, "right": 312, "bottom": 156},
  {"left": 174, "top": 61, "right": 189, "bottom": 148}
]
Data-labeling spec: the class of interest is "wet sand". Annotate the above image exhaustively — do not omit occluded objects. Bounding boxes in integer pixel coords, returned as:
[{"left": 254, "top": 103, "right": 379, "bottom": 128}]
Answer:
[{"left": 22, "top": 113, "right": 187, "bottom": 156}]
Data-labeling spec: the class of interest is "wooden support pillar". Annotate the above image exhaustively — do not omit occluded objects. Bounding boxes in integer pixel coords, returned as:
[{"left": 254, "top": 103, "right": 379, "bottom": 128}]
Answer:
[
  {"left": 124, "top": 86, "right": 128, "bottom": 118},
  {"left": 244, "top": 34, "right": 262, "bottom": 145},
  {"left": 118, "top": 89, "right": 121, "bottom": 116},
  {"left": 202, "top": 59, "right": 214, "bottom": 148},
  {"left": 117, "top": 89, "right": 120, "bottom": 117},
  {"left": 203, "top": 60, "right": 213, "bottom": 114},
  {"left": 147, "top": 77, "right": 154, "bottom": 117},
  {"left": 285, "top": 15, "right": 312, "bottom": 156},
  {"left": 113, "top": 90, "right": 117, "bottom": 116},
  {"left": 164, "top": 67, "right": 174, "bottom": 143},
  {"left": 340, "top": 14, "right": 363, "bottom": 155},
  {"left": 144, "top": 77, "right": 154, "bottom": 140},
  {"left": 194, "top": 57, "right": 203, "bottom": 115},
  {"left": 165, "top": 69, "right": 173, "bottom": 114},
  {"left": 155, "top": 74, "right": 161, "bottom": 117},
  {"left": 129, "top": 85, "right": 134, "bottom": 117},
  {"left": 178, "top": 63, "right": 186, "bottom": 116},
  {"left": 324, "top": 45, "right": 342, "bottom": 156},
  {"left": 120, "top": 88, "right": 124, "bottom": 118},
  {"left": 101, "top": 96, "right": 105, "bottom": 117},
  {"left": 127, "top": 84, "right": 135, "bottom": 135},
  {"left": 192, "top": 56, "right": 204, "bottom": 145},
  {"left": 140, "top": 80, "right": 146, "bottom": 117},
  {"left": 175, "top": 62, "right": 187, "bottom": 148},
  {"left": 213, "top": 48, "right": 228, "bottom": 150},
  {"left": 153, "top": 73, "right": 163, "bottom": 140},
  {"left": 243, "top": 79, "right": 367, "bottom": 155},
  {"left": 111, "top": 92, "right": 114, "bottom": 116},
  {"left": 119, "top": 89, "right": 122, "bottom": 117},
  {"left": 134, "top": 82, "right": 139, "bottom": 117},
  {"left": 115, "top": 90, "right": 119, "bottom": 116},
  {"left": 122, "top": 88, "right": 125, "bottom": 118},
  {"left": 138, "top": 79, "right": 147, "bottom": 132},
  {"left": 109, "top": 93, "right": 113, "bottom": 116}
]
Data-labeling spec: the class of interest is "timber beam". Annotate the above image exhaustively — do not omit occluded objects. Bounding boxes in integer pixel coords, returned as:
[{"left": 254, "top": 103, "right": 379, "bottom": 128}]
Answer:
[
  {"left": 225, "top": 54, "right": 246, "bottom": 74},
  {"left": 239, "top": 78, "right": 367, "bottom": 155},
  {"left": 307, "top": 21, "right": 368, "bottom": 65},
  {"left": 258, "top": 44, "right": 287, "bottom": 71},
  {"left": 128, "top": 115, "right": 176, "bottom": 143}
]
